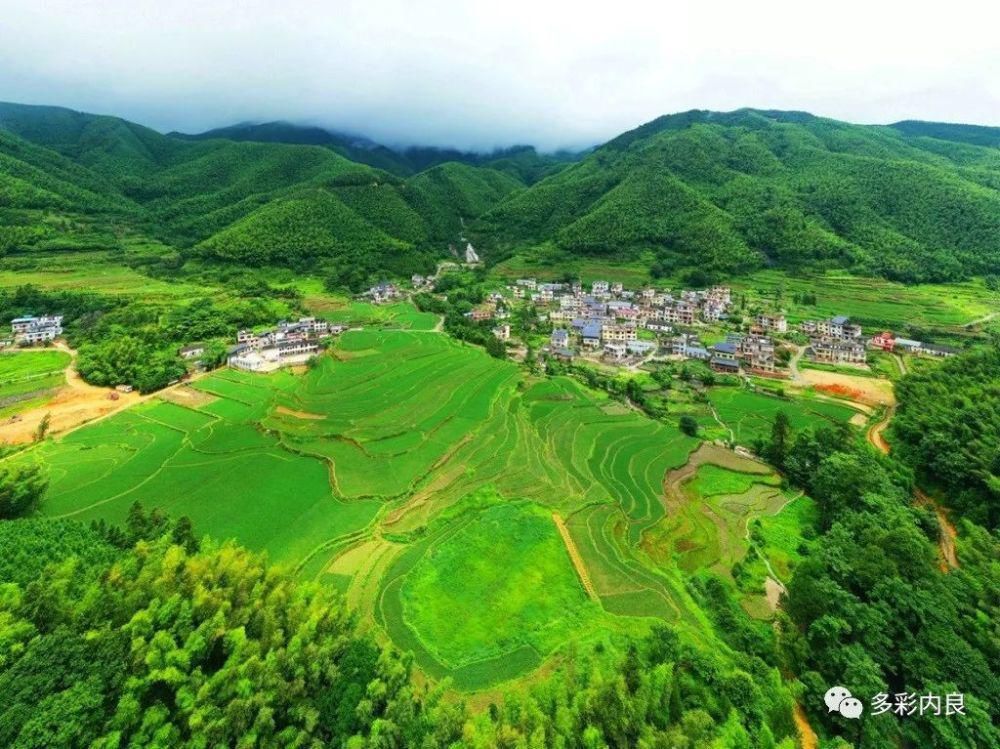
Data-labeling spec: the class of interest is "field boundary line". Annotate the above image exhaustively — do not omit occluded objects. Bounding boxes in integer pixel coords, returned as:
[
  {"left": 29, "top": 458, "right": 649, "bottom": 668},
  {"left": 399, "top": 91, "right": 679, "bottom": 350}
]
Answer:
[{"left": 552, "top": 512, "right": 599, "bottom": 602}]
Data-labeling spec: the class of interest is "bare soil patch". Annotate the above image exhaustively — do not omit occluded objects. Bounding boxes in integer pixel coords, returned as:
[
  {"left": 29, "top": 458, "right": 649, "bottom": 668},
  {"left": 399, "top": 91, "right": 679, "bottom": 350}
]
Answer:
[
  {"left": 799, "top": 369, "right": 895, "bottom": 407},
  {"left": 159, "top": 386, "right": 217, "bottom": 408}
]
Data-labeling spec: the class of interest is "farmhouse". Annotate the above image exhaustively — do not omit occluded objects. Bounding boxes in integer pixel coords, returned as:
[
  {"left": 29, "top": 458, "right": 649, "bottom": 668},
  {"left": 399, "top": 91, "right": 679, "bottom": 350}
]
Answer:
[
  {"left": 711, "top": 341, "right": 738, "bottom": 360},
  {"left": 591, "top": 280, "right": 610, "bottom": 296},
  {"left": 10, "top": 314, "right": 63, "bottom": 343},
  {"left": 467, "top": 305, "right": 495, "bottom": 322},
  {"left": 869, "top": 331, "right": 895, "bottom": 351},
  {"left": 893, "top": 337, "right": 923, "bottom": 354},
  {"left": 809, "top": 337, "right": 866, "bottom": 364},
  {"left": 492, "top": 323, "right": 511, "bottom": 341},
  {"left": 581, "top": 323, "right": 602, "bottom": 347},
  {"left": 367, "top": 282, "right": 400, "bottom": 304},
  {"left": 803, "top": 315, "right": 862, "bottom": 339},
  {"left": 755, "top": 313, "right": 788, "bottom": 333},
  {"left": 551, "top": 347, "right": 575, "bottom": 362},
  {"left": 603, "top": 341, "right": 627, "bottom": 360},
  {"left": 179, "top": 344, "right": 205, "bottom": 360},
  {"left": 551, "top": 329, "right": 570, "bottom": 348},
  {"left": 601, "top": 323, "right": 637, "bottom": 343},
  {"left": 710, "top": 356, "right": 740, "bottom": 374},
  {"left": 920, "top": 343, "right": 958, "bottom": 357}
]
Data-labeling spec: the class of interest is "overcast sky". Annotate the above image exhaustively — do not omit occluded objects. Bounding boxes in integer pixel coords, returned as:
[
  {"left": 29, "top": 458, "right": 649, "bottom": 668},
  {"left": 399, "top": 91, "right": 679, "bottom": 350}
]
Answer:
[{"left": 1, "top": 0, "right": 998, "bottom": 151}]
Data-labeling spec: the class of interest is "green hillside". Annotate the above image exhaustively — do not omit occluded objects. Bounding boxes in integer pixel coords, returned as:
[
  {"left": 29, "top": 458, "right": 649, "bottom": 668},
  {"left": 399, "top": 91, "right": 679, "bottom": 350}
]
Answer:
[
  {"left": 475, "top": 109, "right": 1000, "bottom": 282},
  {"left": 3, "top": 102, "right": 1000, "bottom": 285},
  {"left": 0, "top": 102, "right": 526, "bottom": 283},
  {"left": 171, "top": 120, "right": 418, "bottom": 175}
]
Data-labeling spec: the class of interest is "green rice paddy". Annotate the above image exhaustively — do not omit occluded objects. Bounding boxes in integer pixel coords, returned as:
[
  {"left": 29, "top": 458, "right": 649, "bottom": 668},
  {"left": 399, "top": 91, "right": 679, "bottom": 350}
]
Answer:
[
  {"left": 13, "top": 329, "right": 818, "bottom": 691},
  {"left": 0, "top": 349, "right": 72, "bottom": 418},
  {"left": 708, "top": 387, "right": 859, "bottom": 446}
]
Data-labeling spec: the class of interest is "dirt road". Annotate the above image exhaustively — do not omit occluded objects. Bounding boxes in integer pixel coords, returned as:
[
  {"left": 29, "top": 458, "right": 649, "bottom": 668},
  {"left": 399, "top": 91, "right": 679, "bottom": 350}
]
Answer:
[
  {"left": 866, "top": 402, "right": 959, "bottom": 571},
  {"left": 0, "top": 342, "right": 211, "bottom": 447},
  {"left": 0, "top": 343, "right": 142, "bottom": 444}
]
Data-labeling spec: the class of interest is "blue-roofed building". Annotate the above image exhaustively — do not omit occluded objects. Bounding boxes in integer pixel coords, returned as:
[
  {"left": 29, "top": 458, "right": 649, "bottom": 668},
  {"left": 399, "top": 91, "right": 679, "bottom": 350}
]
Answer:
[
  {"left": 551, "top": 329, "right": 570, "bottom": 348},
  {"left": 711, "top": 356, "right": 740, "bottom": 373},
  {"left": 582, "top": 323, "right": 603, "bottom": 347},
  {"left": 712, "top": 341, "right": 738, "bottom": 359}
]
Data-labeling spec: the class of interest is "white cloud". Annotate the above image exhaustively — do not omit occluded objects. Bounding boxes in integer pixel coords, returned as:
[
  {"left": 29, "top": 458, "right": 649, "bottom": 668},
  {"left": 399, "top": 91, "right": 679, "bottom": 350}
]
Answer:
[{"left": 0, "top": 0, "right": 997, "bottom": 150}]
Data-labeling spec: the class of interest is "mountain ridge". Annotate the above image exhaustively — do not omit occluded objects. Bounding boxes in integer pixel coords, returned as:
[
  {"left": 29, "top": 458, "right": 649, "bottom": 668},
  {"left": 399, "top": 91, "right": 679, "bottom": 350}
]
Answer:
[{"left": 2, "top": 100, "right": 999, "bottom": 286}]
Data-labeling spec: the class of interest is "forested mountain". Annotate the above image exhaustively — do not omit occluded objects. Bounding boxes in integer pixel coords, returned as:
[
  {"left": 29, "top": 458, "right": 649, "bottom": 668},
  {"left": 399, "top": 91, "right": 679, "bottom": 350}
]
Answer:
[
  {"left": 171, "top": 120, "right": 421, "bottom": 175},
  {"left": 474, "top": 109, "right": 1000, "bottom": 283},
  {"left": 890, "top": 119, "right": 1000, "bottom": 149},
  {"left": 3, "top": 102, "right": 1000, "bottom": 285},
  {"left": 0, "top": 102, "right": 526, "bottom": 285},
  {"left": 173, "top": 120, "right": 578, "bottom": 180}
]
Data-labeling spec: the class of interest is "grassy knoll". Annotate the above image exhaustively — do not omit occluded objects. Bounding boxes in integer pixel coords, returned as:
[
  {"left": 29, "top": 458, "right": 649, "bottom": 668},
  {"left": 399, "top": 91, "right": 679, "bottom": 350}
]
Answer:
[
  {"left": 708, "top": 386, "right": 859, "bottom": 447},
  {"left": 0, "top": 349, "right": 71, "bottom": 418},
  {"left": 491, "top": 251, "right": 656, "bottom": 287},
  {"left": 319, "top": 300, "right": 439, "bottom": 330},
  {"left": 644, "top": 452, "right": 792, "bottom": 579},
  {"left": 26, "top": 396, "right": 379, "bottom": 568}
]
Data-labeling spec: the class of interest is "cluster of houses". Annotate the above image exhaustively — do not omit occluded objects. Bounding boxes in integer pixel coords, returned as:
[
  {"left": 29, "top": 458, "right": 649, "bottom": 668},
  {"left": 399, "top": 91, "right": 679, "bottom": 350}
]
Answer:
[
  {"left": 4, "top": 315, "right": 64, "bottom": 346},
  {"left": 516, "top": 279, "right": 752, "bottom": 365},
  {"left": 868, "top": 331, "right": 958, "bottom": 358},
  {"left": 662, "top": 332, "right": 777, "bottom": 374},
  {"left": 800, "top": 315, "right": 959, "bottom": 363},
  {"left": 800, "top": 315, "right": 867, "bottom": 364},
  {"left": 226, "top": 317, "right": 343, "bottom": 372},
  {"left": 365, "top": 282, "right": 402, "bottom": 305}
]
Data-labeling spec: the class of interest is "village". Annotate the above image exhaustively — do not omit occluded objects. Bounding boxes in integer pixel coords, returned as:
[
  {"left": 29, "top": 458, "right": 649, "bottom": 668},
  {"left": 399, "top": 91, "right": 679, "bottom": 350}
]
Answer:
[
  {"left": 4, "top": 267, "right": 961, "bottom": 383},
  {"left": 358, "top": 268, "right": 959, "bottom": 380}
]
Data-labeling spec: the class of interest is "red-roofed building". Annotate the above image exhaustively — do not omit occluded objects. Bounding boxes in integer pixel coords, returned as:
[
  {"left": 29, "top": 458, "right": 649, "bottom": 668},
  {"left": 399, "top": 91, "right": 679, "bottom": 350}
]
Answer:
[{"left": 869, "top": 331, "right": 895, "bottom": 351}]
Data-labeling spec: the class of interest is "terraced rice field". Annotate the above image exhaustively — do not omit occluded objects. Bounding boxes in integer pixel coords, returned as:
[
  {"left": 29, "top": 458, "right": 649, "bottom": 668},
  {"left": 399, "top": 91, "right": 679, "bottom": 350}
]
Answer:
[
  {"left": 734, "top": 270, "right": 998, "bottom": 335},
  {"left": 708, "top": 387, "right": 860, "bottom": 447},
  {"left": 13, "top": 329, "right": 813, "bottom": 691}
]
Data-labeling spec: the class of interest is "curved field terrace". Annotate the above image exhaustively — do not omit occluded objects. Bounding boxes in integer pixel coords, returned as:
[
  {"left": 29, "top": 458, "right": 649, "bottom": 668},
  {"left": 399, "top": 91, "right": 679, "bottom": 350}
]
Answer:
[{"left": 14, "top": 329, "right": 832, "bottom": 690}]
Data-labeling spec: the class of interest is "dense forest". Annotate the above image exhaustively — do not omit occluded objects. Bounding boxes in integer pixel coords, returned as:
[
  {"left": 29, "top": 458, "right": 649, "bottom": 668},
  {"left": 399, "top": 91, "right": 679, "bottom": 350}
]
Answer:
[
  {"left": 3, "top": 102, "right": 1000, "bottom": 285},
  {"left": 0, "top": 102, "right": 527, "bottom": 288},
  {"left": 892, "top": 345, "right": 1000, "bottom": 528},
  {"left": 0, "top": 506, "right": 800, "bottom": 748},
  {"left": 474, "top": 110, "right": 1000, "bottom": 283}
]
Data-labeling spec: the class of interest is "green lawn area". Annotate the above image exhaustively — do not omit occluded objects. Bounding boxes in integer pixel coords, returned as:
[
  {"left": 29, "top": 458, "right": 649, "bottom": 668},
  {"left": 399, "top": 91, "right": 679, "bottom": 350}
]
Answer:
[{"left": 0, "top": 251, "right": 216, "bottom": 301}]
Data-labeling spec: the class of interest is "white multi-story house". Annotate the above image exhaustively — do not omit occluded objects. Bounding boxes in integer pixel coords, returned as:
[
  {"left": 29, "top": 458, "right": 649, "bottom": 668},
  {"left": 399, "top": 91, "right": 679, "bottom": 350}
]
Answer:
[
  {"left": 755, "top": 314, "right": 788, "bottom": 333},
  {"left": 10, "top": 315, "right": 63, "bottom": 343}
]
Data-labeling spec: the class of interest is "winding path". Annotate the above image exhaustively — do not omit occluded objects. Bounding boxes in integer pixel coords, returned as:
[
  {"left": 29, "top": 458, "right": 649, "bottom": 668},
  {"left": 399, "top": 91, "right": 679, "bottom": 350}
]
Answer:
[{"left": 866, "top": 402, "right": 959, "bottom": 571}]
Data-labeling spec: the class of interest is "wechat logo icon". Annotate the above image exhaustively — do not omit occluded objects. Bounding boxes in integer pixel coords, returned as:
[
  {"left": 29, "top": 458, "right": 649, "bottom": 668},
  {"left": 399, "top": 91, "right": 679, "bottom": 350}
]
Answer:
[{"left": 825, "top": 686, "right": 864, "bottom": 719}]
